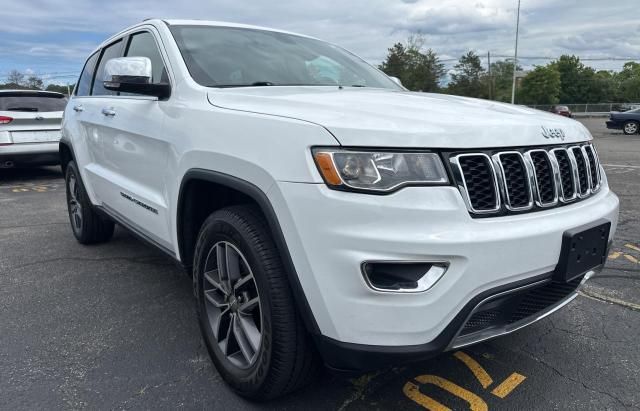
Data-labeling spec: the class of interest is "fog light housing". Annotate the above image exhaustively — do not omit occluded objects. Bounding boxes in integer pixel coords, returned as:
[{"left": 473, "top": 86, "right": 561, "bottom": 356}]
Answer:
[{"left": 362, "top": 261, "right": 448, "bottom": 293}]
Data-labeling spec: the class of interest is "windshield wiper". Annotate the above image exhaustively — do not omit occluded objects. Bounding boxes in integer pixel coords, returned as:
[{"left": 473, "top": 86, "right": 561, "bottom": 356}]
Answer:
[
  {"left": 213, "top": 81, "right": 275, "bottom": 88},
  {"left": 350, "top": 84, "right": 367, "bottom": 87}
]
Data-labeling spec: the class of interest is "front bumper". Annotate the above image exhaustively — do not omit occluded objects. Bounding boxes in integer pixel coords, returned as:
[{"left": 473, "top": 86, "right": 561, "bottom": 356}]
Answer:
[
  {"left": 269, "top": 181, "right": 619, "bottom": 368},
  {"left": 606, "top": 120, "right": 622, "bottom": 130}
]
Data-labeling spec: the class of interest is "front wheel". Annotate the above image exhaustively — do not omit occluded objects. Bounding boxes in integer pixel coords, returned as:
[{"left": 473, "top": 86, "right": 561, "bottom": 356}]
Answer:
[
  {"left": 193, "top": 205, "right": 320, "bottom": 400},
  {"left": 623, "top": 121, "right": 639, "bottom": 135},
  {"left": 65, "top": 161, "right": 115, "bottom": 244}
]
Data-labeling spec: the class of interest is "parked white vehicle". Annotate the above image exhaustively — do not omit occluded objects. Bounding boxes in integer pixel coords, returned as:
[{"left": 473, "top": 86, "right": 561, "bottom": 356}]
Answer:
[
  {"left": 0, "top": 90, "right": 66, "bottom": 168},
  {"left": 60, "top": 19, "right": 619, "bottom": 400}
]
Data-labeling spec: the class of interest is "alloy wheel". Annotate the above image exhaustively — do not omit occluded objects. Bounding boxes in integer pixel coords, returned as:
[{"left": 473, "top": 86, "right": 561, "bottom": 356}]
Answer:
[
  {"left": 68, "top": 173, "right": 83, "bottom": 233},
  {"left": 203, "top": 241, "right": 262, "bottom": 369},
  {"left": 624, "top": 122, "right": 638, "bottom": 134}
]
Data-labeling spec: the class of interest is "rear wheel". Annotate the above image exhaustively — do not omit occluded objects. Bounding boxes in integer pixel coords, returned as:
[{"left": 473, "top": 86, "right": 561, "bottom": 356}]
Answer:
[
  {"left": 193, "top": 205, "right": 320, "bottom": 400},
  {"left": 623, "top": 121, "right": 638, "bottom": 135},
  {"left": 65, "top": 161, "right": 115, "bottom": 244}
]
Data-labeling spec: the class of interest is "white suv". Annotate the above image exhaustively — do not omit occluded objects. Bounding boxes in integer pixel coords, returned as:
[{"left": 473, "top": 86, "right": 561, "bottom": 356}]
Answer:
[{"left": 61, "top": 20, "right": 619, "bottom": 400}]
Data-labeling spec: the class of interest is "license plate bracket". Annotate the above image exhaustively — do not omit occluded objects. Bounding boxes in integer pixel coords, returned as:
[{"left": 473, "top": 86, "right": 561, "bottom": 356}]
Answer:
[{"left": 554, "top": 219, "right": 611, "bottom": 283}]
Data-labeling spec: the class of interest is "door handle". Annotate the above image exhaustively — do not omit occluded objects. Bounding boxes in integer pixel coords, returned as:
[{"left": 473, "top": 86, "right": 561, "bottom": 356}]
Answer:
[
  {"left": 73, "top": 105, "right": 84, "bottom": 112},
  {"left": 101, "top": 107, "right": 116, "bottom": 117}
]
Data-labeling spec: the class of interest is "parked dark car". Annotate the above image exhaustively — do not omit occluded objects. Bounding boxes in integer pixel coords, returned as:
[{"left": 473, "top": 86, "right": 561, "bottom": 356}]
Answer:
[
  {"left": 606, "top": 108, "right": 640, "bottom": 135},
  {"left": 550, "top": 105, "right": 572, "bottom": 117}
]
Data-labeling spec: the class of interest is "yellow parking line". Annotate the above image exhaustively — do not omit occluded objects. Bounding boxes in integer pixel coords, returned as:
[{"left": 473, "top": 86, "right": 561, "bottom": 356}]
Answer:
[
  {"left": 624, "top": 254, "right": 638, "bottom": 264},
  {"left": 609, "top": 252, "right": 621, "bottom": 260},
  {"left": 453, "top": 351, "right": 493, "bottom": 389},
  {"left": 403, "top": 381, "right": 451, "bottom": 411},
  {"left": 490, "top": 373, "right": 526, "bottom": 399},
  {"left": 406, "top": 375, "right": 489, "bottom": 411},
  {"left": 625, "top": 244, "right": 640, "bottom": 253}
]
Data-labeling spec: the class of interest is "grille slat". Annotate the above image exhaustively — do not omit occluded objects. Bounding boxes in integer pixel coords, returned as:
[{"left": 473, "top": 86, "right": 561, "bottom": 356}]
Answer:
[
  {"left": 553, "top": 149, "right": 576, "bottom": 201},
  {"left": 456, "top": 155, "right": 499, "bottom": 212},
  {"left": 498, "top": 153, "right": 532, "bottom": 209},
  {"left": 571, "top": 147, "right": 590, "bottom": 196},
  {"left": 528, "top": 150, "right": 557, "bottom": 205},
  {"left": 452, "top": 144, "right": 599, "bottom": 216},
  {"left": 584, "top": 145, "right": 600, "bottom": 190}
]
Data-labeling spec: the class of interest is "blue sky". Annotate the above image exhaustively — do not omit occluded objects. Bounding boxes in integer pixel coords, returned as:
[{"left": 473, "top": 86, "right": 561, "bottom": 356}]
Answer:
[{"left": 1, "top": 0, "right": 639, "bottom": 85}]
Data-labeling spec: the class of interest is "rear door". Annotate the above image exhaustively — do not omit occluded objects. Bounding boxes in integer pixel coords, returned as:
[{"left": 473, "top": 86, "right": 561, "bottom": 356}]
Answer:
[{"left": 0, "top": 92, "right": 67, "bottom": 145}]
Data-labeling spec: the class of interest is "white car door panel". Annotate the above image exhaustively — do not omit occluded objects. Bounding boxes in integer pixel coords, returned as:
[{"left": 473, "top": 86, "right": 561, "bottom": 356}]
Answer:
[{"left": 94, "top": 97, "right": 171, "bottom": 246}]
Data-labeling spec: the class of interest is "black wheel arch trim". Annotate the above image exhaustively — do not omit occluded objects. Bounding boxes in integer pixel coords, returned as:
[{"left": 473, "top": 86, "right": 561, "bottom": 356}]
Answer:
[{"left": 177, "top": 168, "right": 322, "bottom": 335}]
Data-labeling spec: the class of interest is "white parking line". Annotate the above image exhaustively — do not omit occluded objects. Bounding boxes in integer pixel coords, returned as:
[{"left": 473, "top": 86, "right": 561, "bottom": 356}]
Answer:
[{"left": 602, "top": 164, "right": 640, "bottom": 169}]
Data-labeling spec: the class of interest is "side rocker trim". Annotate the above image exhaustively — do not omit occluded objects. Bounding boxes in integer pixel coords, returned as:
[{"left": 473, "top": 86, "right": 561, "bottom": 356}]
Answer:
[{"left": 177, "top": 169, "right": 322, "bottom": 335}]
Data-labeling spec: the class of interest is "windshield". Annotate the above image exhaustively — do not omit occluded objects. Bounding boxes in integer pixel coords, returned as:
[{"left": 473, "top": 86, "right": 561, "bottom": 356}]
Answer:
[
  {"left": 0, "top": 94, "right": 67, "bottom": 112},
  {"left": 170, "top": 25, "right": 401, "bottom": 89}
]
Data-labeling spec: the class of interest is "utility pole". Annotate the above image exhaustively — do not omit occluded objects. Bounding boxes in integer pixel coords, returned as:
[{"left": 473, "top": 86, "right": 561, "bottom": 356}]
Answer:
[
  {"left": 511, "top": 0, "right": 521, "bottom": 104},
  {"left": 487, "top": 51, "right": 492, "bottom": 100}
]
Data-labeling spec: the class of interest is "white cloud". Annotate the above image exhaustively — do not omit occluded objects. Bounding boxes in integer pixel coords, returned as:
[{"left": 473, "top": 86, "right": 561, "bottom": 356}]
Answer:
[{"left": 1, "top": 0, "right": 638, "bottom": 75}]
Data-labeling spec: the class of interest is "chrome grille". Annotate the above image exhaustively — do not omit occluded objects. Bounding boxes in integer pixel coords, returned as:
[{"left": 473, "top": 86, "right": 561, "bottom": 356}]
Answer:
[
  {"left": 551, "top": 149, "right": 577, "bottom": 201},
  {"left": 494, "top": 152, "right": 533, "bottom": 210},
  {"left": 527, "top": 150, "right": 558, "bottom": 206},
  {"left": 570, "top": 146, "right": 590, "bottom": 196},
  {"left": 584, "top": 145, "right": 601, "bottom": 190},
  {"left": 451, "top": 143, "right": 602, "bottom": 216},
  {"left": 452, "top": 154, "right": 500, "bottom": 213}
]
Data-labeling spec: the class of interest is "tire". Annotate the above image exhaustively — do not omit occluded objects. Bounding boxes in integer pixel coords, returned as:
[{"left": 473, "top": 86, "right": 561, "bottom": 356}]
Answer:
[
  {"left": 193, "top": 205, "right": 320, "bottom": 400},
  {"left": 65, "top": 161, "right": 115, "bottom": 244},
  {"left": 623, "top": 121, "right": 639, "bottom": 135}
]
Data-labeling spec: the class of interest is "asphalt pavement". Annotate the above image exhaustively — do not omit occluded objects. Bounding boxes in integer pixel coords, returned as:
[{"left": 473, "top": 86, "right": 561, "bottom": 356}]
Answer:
[{"left": 1, "top": 117, "right": 638, "bottom": 410}]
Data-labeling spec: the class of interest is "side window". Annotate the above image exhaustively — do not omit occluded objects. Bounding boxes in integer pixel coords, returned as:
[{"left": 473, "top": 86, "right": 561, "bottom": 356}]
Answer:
[
  {"left": 91, "top": 39, "right": 124, "bottom": 96},
  {"left": 125, "top": 31, "right": 168, "bottom": 84},
  {"left": 75, "top": 52, "right": 99, "bottom": 97}
]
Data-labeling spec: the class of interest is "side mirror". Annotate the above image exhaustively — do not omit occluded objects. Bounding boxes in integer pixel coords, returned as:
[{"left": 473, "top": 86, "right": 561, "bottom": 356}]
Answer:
[
  {"left": 103, "top": 57, "right": 170, "bottom": 99},
  {"left": 389, "top": 76, "right": 404, "bottom": 88}
]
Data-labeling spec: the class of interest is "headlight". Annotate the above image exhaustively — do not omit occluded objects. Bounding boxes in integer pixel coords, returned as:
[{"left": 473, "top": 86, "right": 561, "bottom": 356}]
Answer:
[{"left": 312, "top": 148, "right": 449, "bottom": 193}]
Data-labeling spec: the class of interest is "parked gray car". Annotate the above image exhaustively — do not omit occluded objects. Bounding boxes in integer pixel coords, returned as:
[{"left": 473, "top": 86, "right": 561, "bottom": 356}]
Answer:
[{"left": 0, "top": 90, "right": 67, "bottom": 168}]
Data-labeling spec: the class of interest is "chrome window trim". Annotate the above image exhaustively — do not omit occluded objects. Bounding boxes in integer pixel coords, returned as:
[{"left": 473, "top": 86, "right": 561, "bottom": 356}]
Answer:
[
  {"left": 492, "top": 151, "right": 534, "bottom": 211},
  {"left": 525, "top": 149, "right": 559, "bottom": 207},
  {"left": 451, "top": 153, "right": 501, "bottom": 214}
]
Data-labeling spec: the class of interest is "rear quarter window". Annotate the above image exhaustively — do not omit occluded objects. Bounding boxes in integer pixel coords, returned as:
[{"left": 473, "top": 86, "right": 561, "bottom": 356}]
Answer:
[{"left": 0, "top": 95, "right": 68, "bottom": 112}]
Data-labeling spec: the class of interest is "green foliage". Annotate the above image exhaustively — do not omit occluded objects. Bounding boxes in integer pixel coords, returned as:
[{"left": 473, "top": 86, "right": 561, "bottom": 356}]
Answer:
[
  {"left": 1, "top": 70, "right": 70, "bottom": 95},
  {"left": 379, "top": 35, "right": 445, "bottom": 92},
  {"left": 45, "top": 84, "right": 70, "bottom": 94},
  {"left": 488, "top": 60, "right": 522, "bottom": 102},
  {"left": 446, "top": 51, "right": 486, "bottom": 98},
  {"left": 548, "top": 55, "right": 602, "bottom": 103},
  {"left": 518, "top": 65, "right": 561, "bottom": 105}
]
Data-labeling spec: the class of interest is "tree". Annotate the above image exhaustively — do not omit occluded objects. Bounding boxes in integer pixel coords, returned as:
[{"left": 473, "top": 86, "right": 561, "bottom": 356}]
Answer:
[
  {"left": 45, "top": 83, "right": 70, "bottom": 95},
  {"left": 447, "top": 51, "right": 486, "bottom": 98},
  {"left": 379, "top": 43, "right": 407, "bottom": 80},
  {"left": 379, "top": 35, "right": 445, "bottom": 92},
  {"left": 488, "top": 60, "right": 522, "bottom": 102},
  {"left": 615, "top": 62, "right": 640, "bottom": 102},
  {"left": 518, "top": 65, "right": 561, "bottom": 105},
  {"left": 25, "top": 75, "right": 44, "bottom": 90},
  {"left": 549, "top": 55, "right": 601, "bottom": 103},
  {"left": 7, "top": 69, "right": 24, "bottom": 85}
]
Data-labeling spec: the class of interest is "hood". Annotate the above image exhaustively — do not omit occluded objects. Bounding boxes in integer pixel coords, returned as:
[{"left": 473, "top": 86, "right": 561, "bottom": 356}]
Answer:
[{"left": 207, "top": 87, "right": 591, "bottom": 148}]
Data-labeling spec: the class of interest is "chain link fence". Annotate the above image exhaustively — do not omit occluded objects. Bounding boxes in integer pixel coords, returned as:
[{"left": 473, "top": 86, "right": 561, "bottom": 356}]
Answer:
[{"left": 527, "top": 103, "right": 640, "bottom": 115}]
